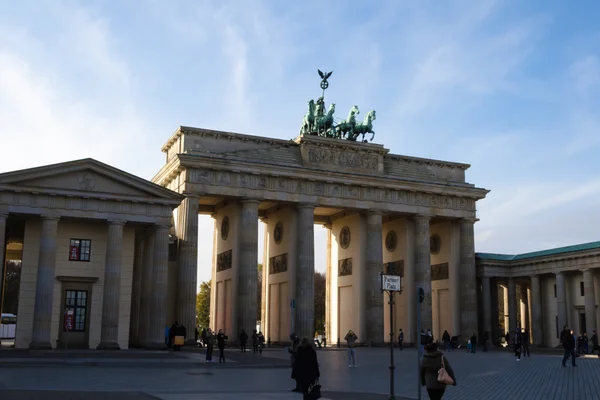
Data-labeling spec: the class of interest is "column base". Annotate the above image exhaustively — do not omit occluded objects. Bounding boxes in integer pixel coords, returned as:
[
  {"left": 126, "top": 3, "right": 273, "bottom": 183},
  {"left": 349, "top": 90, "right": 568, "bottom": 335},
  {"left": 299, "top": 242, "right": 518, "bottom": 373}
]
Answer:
[
  {"left": 96, "top": 341, "right": 121, "bottom": 350},
  {"left": 29, "top": 341, "right": 52, "bottom": 350},
  {"left": 143, "top": 342, "right": 168, "bottom": 350}
]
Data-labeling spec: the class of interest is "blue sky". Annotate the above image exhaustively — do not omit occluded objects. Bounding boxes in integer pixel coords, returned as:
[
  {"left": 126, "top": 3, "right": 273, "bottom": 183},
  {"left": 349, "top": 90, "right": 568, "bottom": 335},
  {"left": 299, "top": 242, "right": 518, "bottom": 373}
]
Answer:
[{"left": 2, "top": 0, "right": 600, "bottom": 284}]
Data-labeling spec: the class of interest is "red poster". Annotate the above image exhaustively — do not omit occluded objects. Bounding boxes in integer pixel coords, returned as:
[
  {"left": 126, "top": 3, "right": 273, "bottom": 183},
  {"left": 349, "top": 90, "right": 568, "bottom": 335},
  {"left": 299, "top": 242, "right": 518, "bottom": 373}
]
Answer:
[
  {"left": 69, "top": 246, "right": 79, "bottom": 260},
  {"left": 64, "top": 311, "right": 74, "bottom": 331}
]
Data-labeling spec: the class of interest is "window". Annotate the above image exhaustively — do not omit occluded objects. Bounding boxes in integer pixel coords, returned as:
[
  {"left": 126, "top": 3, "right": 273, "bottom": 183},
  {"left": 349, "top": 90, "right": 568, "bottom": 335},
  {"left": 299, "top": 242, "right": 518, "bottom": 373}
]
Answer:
[
  {"left": 64, "top": 290, "right": 87, "bottom": 332},
  {"left": 580, "top": 281, "right": 584, "bottom": 297},
  {"left": 554, "top": 284, "right": 557, "bottom": 298},
  {"left": 69, "top": 239, "right": 91, "bottom": 261}
]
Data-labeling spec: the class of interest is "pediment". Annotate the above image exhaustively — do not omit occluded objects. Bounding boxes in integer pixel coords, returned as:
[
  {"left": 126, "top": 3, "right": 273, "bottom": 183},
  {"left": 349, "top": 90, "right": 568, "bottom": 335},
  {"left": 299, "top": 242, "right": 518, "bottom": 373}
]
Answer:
[{"left": 0, "top": 158, "right": 183, "bottom": 203}]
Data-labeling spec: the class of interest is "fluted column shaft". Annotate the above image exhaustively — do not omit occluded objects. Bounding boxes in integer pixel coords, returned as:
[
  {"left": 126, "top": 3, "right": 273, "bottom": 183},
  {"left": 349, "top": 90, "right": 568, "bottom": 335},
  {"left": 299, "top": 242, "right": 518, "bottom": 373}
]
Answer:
[
  {"left": 459, "top": 219, "right": 478, "bottom": 339},
  {"left": 556, "top": 272, "right": 568, "bottom": 330},
  {"left": 482, "top": 277, "right": 493, "bottom": 339},
  {"left": 325, "top": 225, "right": 332, "bottom": 343},
  {"left": 177, "top": 196, "right": 199, "bottom": 342},
  {"left": 519, "top": 283, "right": 530, "bottom": 331},
  {"left": 0, "top": 213, "right": 7, "bottom": 312},
  {"left": 365, "top": 211, "right": 384, "bottom": 344},
  {"left": 295, "top": 204, "right": 315, "bottom": 339},
  {"left": 148, "top": 224, "right": 170, "bottom": 348},
  {"left": 129, "top": 235, "right": 144, "bottom": 346},
  {"left": 30, "top": 216, "right": 60, "bottom": 349},
  {"left": 139, "top": 229, "right": 155, "bottom": 346},
  {"left": 508, "top": 278, "right": 517, "bottom": 333},
  {"left": 583, "top": 269, "right": 597, "bottom": 335},
  {"left": 414, "top": 215, "right": 431, "bottom": 334},
  {"left": 98, "top": 220, "right": 125, "bottom": 349},
  {"left": 237, "top": 200, "right": 259, "bottom": 337},
  {"left": 530, "top": 275, "right": 543, "bottom": 345}
]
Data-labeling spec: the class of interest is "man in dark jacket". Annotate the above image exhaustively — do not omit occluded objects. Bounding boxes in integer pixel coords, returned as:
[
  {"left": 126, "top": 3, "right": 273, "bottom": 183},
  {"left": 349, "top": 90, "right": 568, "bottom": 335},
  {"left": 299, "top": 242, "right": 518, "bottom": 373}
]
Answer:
[
  {"left": 562, "top": 329, "right": 577, "bottom": 367},
  {"left": 288, "top": 333, "right": 301, "bottom": 392},
  {"left": 420, "top": 342, "right": 457, "bottom": 400},
  {"left": 591, "top": 330, "right": 599, "bottom": 356}
]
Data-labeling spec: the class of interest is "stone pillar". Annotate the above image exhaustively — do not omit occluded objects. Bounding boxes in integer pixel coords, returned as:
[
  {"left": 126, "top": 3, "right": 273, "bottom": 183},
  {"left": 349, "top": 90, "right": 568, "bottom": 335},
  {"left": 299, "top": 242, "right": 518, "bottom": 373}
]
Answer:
[
  {"left": 325, "top": 224, "right": 332, "bottom": 344},
  {"left": 482, "top": 277, "right": 493, "bottom": 341},
  {"left": 176, "top": 196, "right": 199, "bottom": 343},
  {"left": 237, "top": 199, "right": 260, "bottom": 336},
  {"left": 129, "top": 234, "right": 144, "bottom": 346},
  {"left": 450, "top": 222, "right": 461, "bottom": 337},
  {"left": 414, "top": 215, "right": 431, "bottom": 335},
  {"left": 97, "top": 220, "right": 126, "bottom": 350},
  {"left": 459, "top": 218, "right": 478, "bottom": 339},
  {"left": 0, "top": 212, "right": 8, "bottom": 317},
  {"left": 507, "top": 278, "right": 517, "bottom": 333},
  {"left": 147, "top": 223, "right": 170, "bottom": 348},
  {"left": 365, "top": 211, "right": 384, "bottom": 344},
  {"left": 519, "top": 283, "right": 530, "bottom": 331},
  {"left": 556, "top": 271, "right": 568, "bottom": 330},
  {"left": 139, "top": 229, "right": 155, "bottom": 346},
  {"left": 30, "top": 215, "right": 60, "bottom": 349},
  {"left": 404, "top": 219, "right": 416, "bottom": 343},
  {"left": 583, "top": 269, "right": 597, "bottom": 335},
  {"left": 295, "top": 204, "right": 315, "bottom": 339},
  {"left": 530, "top": 275, "right": 543, "bottom": 345}
]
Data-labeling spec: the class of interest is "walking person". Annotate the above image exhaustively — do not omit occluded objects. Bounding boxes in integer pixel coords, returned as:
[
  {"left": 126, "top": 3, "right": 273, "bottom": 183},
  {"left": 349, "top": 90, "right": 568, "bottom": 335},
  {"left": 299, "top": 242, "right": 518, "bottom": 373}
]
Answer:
[
  {"left": 258, "top": 331, "right": 265, "bottom": 353},
  {"left": 398, "top": 329, "right": 404, "bottom": 350},
  {"left": 205, "top": 328, "right": 215, "bottom": 363},
  {"left": 420, "top": 342, "right": 457, "bottom": 400},
  {"left": 470, "top": 332, "right": 477, "bottom": 353},
  {"left": 522, "top": 329, "right": 530, "bottom": 357},
  {"left": 482, "top": 331, "right": 489, "bottom": 352},
  {"left": 252, "top": 329, "right": 259, "bottom": 353},
  {"left": 288, "top": 333, "right": 301, "bottom": 392},
  {"left": 345, "top": 329, "right": 358, "bottom": 368},
  {"left": 239, "top": 329, "right": 248, "bottom": 353},
  {"left": 562, "top": 329, "right": 577, "bottom": 367},
  {"left": 513, "top": 330, "right": 522, "bottom": 361},
  {"left": 591, "top": 330, "right": 600, "bottom": 356},
  {"left": 200, "top": 327, "right": 207, "bottom": 348},
  {"left": 295, "top": 338, "right": 321, "bottom": 400},
  {"left": 217, "top": 329, "right": 228, "bottom": 363},
  {"left": 442, "top": 330, "right": 451, "bottom": 352}
]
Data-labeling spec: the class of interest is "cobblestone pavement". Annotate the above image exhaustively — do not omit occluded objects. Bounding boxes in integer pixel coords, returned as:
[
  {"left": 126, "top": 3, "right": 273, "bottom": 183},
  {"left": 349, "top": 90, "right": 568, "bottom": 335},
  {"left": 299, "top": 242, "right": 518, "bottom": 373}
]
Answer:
[{"left": 1, "top": 347, "right": 599, "bottom": 399}]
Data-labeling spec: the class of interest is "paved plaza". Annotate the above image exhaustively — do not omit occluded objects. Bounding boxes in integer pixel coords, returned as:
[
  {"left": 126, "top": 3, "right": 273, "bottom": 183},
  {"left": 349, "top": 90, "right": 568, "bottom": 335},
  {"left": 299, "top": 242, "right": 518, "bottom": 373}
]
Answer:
[{"left": 0, "top": 347, "right": 599, "bottom": 399}]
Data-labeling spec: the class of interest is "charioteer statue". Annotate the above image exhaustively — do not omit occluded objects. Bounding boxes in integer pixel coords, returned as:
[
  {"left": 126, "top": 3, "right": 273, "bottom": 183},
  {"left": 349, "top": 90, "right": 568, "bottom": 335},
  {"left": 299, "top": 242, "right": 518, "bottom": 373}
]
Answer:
[{"left": 299, "top": 70, "right": 377, "bottom": 142}]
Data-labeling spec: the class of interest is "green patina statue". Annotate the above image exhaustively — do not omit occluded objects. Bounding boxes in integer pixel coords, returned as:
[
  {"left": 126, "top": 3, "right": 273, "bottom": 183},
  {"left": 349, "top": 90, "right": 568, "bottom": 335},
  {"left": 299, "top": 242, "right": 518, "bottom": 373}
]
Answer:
[{"left": 299, "top": 70, "right": 377, "bottom": 142}]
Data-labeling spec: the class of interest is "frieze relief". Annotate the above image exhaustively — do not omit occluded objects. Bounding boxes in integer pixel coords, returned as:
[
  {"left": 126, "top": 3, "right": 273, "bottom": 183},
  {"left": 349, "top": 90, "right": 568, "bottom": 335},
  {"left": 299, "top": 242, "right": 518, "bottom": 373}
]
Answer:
[
  {"left": 186, "top": 168, "right": 477, "bottom": 211},
  {"left": 217, "top": 249, "right": 233, "bottom": 272},
  {"left": 307, "top": 148, "right": 379, "bottom": 170},
  {"left": 269, "top": 253, "right": 288, "bottom": 275}
]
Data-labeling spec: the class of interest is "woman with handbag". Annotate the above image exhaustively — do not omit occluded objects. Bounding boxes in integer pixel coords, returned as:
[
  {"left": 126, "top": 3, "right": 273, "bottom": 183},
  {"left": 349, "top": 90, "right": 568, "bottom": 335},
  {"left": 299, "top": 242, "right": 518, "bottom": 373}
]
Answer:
[
  {"left": 420, "top": 342, "right": 457, "bottom": 400},
  {"left": 295, "top": 337, "right": 321, "bottom": 400}
]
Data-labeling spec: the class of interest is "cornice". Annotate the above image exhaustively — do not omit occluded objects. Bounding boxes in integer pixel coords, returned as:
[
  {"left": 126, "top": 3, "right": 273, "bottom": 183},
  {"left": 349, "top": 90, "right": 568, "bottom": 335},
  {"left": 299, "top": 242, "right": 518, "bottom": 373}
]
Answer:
[{"left": 175, "top": 154, "right": 489, "bottom": 200}]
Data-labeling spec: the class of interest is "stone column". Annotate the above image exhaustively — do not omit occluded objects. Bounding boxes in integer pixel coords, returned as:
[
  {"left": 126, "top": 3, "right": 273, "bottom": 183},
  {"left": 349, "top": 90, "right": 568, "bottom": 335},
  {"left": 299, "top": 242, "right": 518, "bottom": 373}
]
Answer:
[
  {"left": 556, "top": 271, "right": 568, "bottom": 330},
  {"left": 583, "top": 269, "right": 597, "bottom": 335},
  {"left": 139, "top": 229, "right": 155, "bottom": 346},
  {"left": 325, "top": 224, "right": 332, "bottom": 344},
  {"left": 404, "top": 219, "right": 416, "bottom": 343},
  {"left": 530, "top": 275, "right": 543, "bottom": 345},
  {"left": 30, "top": 215, "right": 60, "bottom": 349},
  {"left": 0, "top": 213, "right": 8, "bottom": 317},
  {"left": 129, "top": 234, "right": 144, "bottom": 346},
  {"left": 414, "top": 215, "right": 431, "bottom": 335},
  {"left": 482, "top": 277, "right": 493, "bottom": 340},
  {"left": 295, "top": 204, "right": 315, "bottom": 339},
  {"left": 147, "top": 223, "right": 170, "bottom": 348},
  {"left": 365, "top": 211, "right": 384, "bottom": 344},
  {"left": 237, "top": 199, "right": 260, "bottom": 337},
  {"left": 176, "top": 196, "right": 199, "bottom": 343},
  {"left": 459, "top": 218, "right": 478, "bottom": 339},
  {"left": 519, "top": 283, "right": 530, "bottom": 331},
  {"left": 97, "top": 220, "right": 126, "bottom": 350},
  {"left": 507, "top": 278, "right": 517, "bottom": 333}
]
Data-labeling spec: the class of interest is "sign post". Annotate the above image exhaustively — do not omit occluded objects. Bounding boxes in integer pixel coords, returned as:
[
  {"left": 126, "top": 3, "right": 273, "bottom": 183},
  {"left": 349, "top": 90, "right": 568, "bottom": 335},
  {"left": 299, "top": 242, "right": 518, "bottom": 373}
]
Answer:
[
  {"left": 416, "top": 287, "right": 425, "bottom": 400},
  {"left": 290, "top": 299, "right": 296, "bottom": 335},
  {"left": 381, "top": 273, "right": 402, "bottom": 400}
]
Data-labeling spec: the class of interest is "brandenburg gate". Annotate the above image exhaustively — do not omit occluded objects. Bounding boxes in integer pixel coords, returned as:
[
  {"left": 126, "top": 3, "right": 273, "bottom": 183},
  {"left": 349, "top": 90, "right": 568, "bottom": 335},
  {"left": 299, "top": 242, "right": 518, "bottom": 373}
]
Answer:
[{"left": 152, "top": 72, "right": 488, "bottom": 345}]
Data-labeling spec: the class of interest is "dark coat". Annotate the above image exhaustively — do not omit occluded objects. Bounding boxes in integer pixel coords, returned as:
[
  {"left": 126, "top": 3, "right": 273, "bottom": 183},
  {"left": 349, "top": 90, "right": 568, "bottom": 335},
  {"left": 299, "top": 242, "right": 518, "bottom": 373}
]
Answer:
[
  {"left": 217, "top": 333, "right": 228, "bottom": 349},
  {"left": 420, "top": 351, "right": 457, "bottom": 391},
  {"left": 564, "top": 334, "right": 575, "bottom": 350},
  {"left": 295, "top": 344, "right": 320, "bottom": 385}
]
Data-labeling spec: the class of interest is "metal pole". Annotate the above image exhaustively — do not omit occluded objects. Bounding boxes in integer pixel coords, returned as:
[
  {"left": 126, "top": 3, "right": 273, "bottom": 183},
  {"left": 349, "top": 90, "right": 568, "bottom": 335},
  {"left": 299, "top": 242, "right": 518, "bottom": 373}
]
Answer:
[
  {"left": 388, "top": 291, "right": 395, "bottom": 400},
  {"left": 417, "top": 290, "right": 422, "bottom": 400}
]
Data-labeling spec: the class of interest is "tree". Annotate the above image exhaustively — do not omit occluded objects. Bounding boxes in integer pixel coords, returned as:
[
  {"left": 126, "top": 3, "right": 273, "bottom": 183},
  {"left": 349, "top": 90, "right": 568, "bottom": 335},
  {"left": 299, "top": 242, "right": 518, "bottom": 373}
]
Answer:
[
  {"left": 196, "top": 281, "right": 211, "bottom": 328},
  {"left": 257, "top": 263, "right": 263, "bottom": 321},
  {"left": 314, "top": 272, "right": 326, "bottom": 333}
]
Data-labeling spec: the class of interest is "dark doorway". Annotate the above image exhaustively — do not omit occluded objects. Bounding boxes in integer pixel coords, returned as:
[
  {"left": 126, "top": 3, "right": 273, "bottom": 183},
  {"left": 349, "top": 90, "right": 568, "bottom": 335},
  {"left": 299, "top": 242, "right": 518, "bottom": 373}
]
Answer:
[{"left": 579, "top": 312, "right": 587, "bottom": 335}]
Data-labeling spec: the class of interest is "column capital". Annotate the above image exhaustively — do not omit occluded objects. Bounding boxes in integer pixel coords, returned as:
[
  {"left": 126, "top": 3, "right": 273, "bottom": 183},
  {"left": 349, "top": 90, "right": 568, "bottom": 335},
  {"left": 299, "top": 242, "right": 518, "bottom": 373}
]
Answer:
[
  {"left": 240, "top": 198, "right": 261, "bottom": 205},
  {"left": 107, "top": 219, "right": 127, "bottom": 226},
  {"left": 181, "top": 193, "right": 201, "bottom": 200},
  {"left": 296, "top": 202, "right": 317, "bottom": 210},
  {"left": 459, "top": 217, "right": 478, "bottom": 224},
  {"left": 366, "top": 209, "right": 385, "bottom": 216},
  {"left": 413, "top": 213, "right": 431, "bottom": 221},
  {"left": 555, "top": 270, "right": 565, "bottom": 276},
  {"left": 40, "top": 214, "right": 61, "bottom": 221}
]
